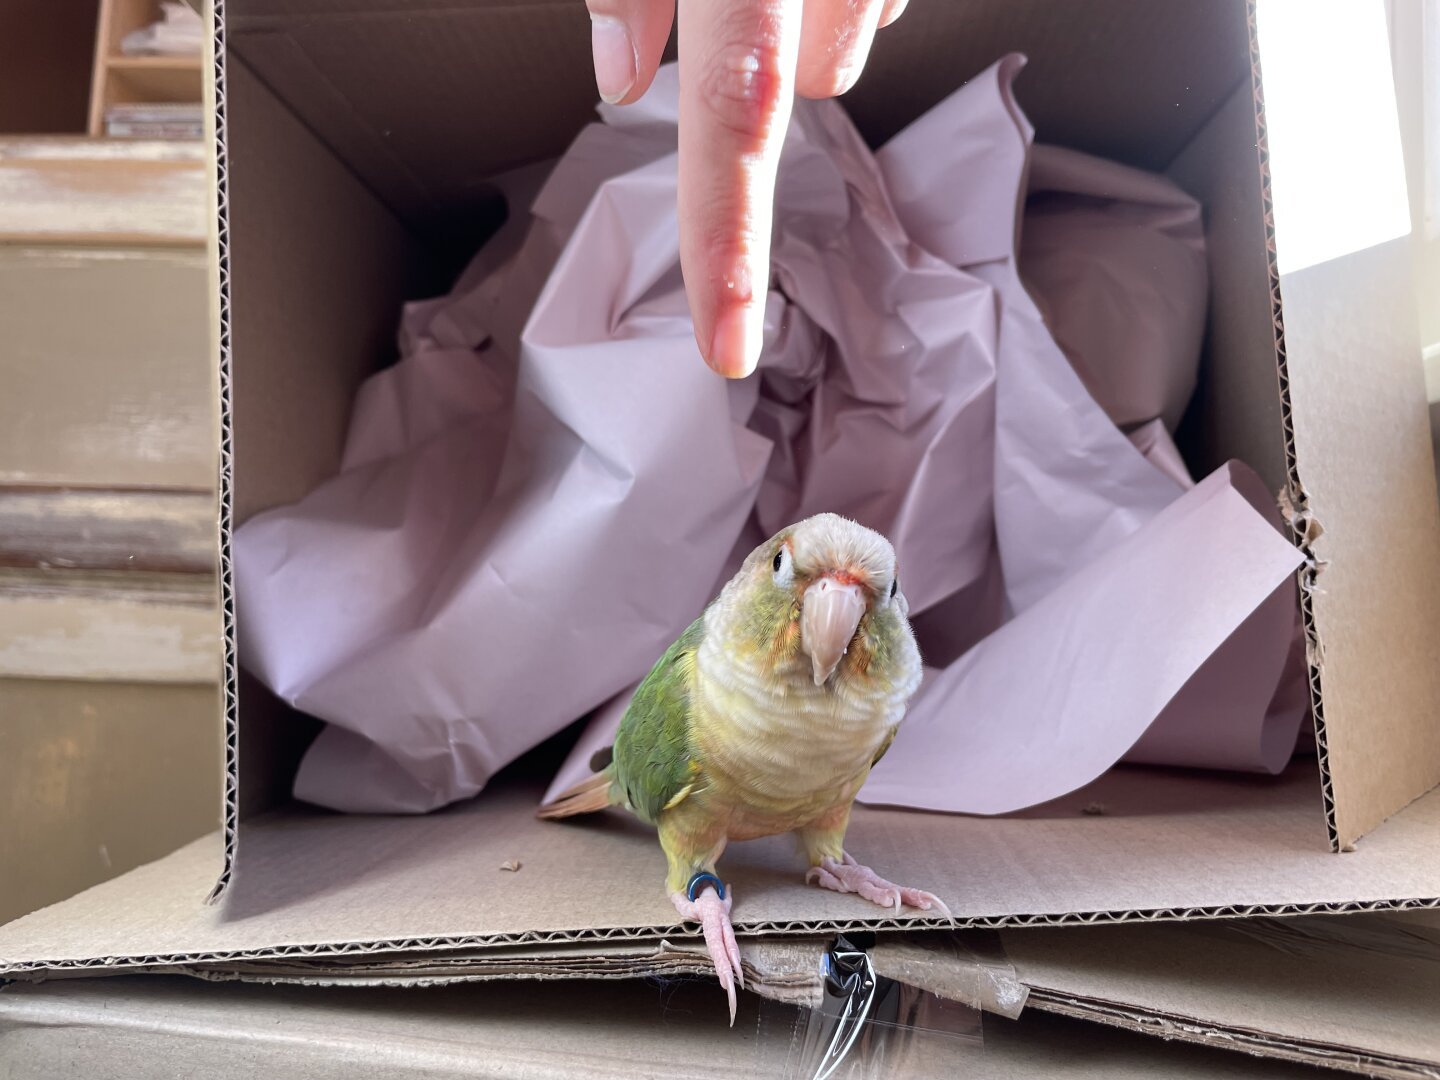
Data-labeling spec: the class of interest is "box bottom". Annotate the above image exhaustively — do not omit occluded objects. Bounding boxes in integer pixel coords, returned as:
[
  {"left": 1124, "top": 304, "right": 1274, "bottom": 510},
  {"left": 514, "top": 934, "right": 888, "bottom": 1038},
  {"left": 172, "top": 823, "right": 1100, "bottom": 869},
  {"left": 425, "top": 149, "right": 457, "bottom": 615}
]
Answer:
[{"left": 3, "top": 758, "right": 1439, "bottom": 975}]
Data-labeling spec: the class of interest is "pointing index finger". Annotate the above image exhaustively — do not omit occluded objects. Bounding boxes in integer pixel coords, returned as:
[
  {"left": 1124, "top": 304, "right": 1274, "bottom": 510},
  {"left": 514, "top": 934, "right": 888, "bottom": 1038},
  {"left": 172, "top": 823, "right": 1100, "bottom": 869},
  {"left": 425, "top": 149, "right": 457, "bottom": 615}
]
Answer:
[{"left": 677, "top": 0, "right": 802, "bottom": 378}]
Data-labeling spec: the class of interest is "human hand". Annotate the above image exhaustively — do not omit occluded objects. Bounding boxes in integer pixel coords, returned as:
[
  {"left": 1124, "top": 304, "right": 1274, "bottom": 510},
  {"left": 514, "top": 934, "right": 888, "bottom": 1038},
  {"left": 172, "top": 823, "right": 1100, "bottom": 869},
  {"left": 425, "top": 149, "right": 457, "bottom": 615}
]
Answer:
[{"left": 585, "top": 0, "right": 909, "bottom": 378}]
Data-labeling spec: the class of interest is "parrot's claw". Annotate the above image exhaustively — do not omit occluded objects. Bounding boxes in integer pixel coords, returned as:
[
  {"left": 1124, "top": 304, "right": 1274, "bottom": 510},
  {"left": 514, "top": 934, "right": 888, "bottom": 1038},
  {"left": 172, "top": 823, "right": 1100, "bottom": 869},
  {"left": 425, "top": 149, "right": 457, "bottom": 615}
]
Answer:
[
  {"left": 670, "top": 882, "right": 744, "bottom": 1025},
  {"left": 806, "top": 852, "right": 954, "bottom": 921}
]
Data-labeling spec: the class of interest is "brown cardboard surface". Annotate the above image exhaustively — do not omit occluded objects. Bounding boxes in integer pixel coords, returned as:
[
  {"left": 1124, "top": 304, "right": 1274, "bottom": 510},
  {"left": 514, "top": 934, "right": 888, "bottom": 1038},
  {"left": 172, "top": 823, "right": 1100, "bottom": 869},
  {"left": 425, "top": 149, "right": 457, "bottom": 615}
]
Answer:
[
  {"left": 1281, "top": 239, "right": 1440, "bottom": 848},
  {"left": 5, "top": 762, "right": 1440, "bottom": 976},
  {"left": 84, "top": 921, "right": 1440, "bottom": 1077},
  {"left": 22, "top": 920, "right": 1435, "bottom": 1076},
  {"left": 145, "top": 935, "right": 1022, "bottom": 1018},
  {"left": 224, "top": 0, "right": 1248, "bottom": 231},
  {"left": 0, "top": 974, "right": 1346, "bottom": 1080},
  {"left": 122, "top": 939, "right": 831, "bottom": 1014},
  {"left": 158, "top": 938, "right": 831, "bottom": 1006},
  {"left": 1167, "top": 81, "right": 1288, "bottom": 497},
  {"left": 848, "top": 0, "right": 1249, "bottom": 172},
  {"left": 216, "top": 51, "right": 425, "bottom": 883},
  {"left": 224, "top": 57, "right": 420, "bottom": 525},
  {"left": 1002, "top": 912, "right": 1440, "bottom": 1078}
]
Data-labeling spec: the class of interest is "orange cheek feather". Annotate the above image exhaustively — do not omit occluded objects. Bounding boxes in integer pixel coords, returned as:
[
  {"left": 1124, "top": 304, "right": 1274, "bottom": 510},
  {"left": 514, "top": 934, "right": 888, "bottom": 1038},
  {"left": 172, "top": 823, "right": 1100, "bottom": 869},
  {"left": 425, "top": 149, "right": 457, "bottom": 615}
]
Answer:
[
  {"left": 848, "top": 635, "right": 875, "bottom": 679},
  {"left": 773, "top": 615, "right": 801, "bottom": 661}
]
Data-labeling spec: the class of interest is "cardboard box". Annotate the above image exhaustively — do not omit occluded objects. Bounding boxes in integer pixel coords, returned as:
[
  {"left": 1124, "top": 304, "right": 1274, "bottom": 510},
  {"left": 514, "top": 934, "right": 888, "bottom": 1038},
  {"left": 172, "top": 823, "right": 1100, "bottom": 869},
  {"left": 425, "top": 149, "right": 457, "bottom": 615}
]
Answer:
[
  {"left": 0, "top": 973, "right": 1349, "bottom": 1080},
  {"left": 3, "top": 0, "right": 1439, "bottom": 990},
  {"left": 999, "top": 910, "right": 1440, "bottom": 1079},
  {"left": 8, "top": 916, "right": 1429, "bottom": 1076}
]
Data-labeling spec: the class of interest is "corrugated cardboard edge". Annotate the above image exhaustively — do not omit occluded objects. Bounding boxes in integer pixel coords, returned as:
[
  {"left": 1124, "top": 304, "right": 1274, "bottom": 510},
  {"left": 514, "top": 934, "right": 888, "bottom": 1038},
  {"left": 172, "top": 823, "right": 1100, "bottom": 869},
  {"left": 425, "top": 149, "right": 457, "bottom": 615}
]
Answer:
[
  {"left": 209, "top": 0, "right": 240, "bottom": 905},
  {"left": 40, "top": 935, "right": 1027, "bottom": 1019},
  {"left": 1243, "top": 0, "right": 1340, "bottom": 854},
  {"left": 1024, "top": 993, "right": 1439, "bottom": 1080},
  {"left": 133, "top": 938, "right": 832, "bottom": 1009},
  {"left": 0, "top": 974, "right": 1343, "bottom": 1080},
  {"left": 7, "top": 896, "right": 1440, "bottom": 978}
]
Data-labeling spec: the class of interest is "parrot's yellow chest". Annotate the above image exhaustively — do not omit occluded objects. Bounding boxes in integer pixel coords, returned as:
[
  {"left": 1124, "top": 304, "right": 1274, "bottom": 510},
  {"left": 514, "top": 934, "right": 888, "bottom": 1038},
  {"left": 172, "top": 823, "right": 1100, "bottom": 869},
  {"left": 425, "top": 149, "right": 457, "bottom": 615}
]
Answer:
[{"left": 687, "top": 626, "right": 912, "bottom": 837}]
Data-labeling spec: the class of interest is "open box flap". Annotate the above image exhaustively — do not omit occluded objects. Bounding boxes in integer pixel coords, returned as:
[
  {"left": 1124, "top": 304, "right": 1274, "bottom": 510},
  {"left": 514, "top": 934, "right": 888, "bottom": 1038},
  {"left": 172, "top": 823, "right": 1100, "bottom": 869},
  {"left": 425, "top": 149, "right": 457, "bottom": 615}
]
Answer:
[
  {"left": 0, "top": 975, "right": 1335, "bottom": 1080},
  {"left": 4, "top": 763, "right": 1440, "bottom": 976},
  {"left": 163, "top": 917, "right": 1440, "bottom": 1075},
  {"left": 1249, "top": 0, "right": 1440, "bottom": 847},
  {"left": 1280, "top": 244, "right": 1440, "bottom": 849},
  {"left": 1002, "top": 911, "right": 1440, "bottom": 1075},
  {"left": 1167, "top": 4, "right": 1440, "bottom": 851}
]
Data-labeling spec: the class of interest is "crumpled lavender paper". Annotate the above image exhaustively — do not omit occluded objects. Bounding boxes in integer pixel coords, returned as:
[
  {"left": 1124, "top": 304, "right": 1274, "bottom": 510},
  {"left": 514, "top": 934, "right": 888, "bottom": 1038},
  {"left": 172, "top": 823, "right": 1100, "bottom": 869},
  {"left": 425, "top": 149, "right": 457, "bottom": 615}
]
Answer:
[{"left": 233, "top": 54, "right": 1306, "bottom": 816}]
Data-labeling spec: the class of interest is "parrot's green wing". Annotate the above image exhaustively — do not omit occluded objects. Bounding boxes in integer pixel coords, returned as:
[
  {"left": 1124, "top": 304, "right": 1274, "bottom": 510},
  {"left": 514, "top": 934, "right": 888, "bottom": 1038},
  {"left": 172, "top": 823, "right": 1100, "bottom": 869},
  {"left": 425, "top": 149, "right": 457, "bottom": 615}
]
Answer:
[
  {"left": 871, "top": 724, "right": 898, "bottom": 769},
  {"left": 611, "top": 617, "right": 706, "bottom": 825}
]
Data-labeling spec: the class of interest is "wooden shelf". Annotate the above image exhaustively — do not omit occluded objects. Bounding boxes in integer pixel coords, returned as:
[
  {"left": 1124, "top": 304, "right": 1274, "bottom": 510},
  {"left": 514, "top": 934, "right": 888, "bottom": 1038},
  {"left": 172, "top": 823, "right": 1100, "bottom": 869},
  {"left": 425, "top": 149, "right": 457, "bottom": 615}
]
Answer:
[
  {"left": 106, "top": 55, "right": 202, "bottom": 71},
  {"left": 87, "top": 0, "right": 205, "bottom": 137},
  {"left": 106, "top": 63, "right": 203, "bottom": 108}
]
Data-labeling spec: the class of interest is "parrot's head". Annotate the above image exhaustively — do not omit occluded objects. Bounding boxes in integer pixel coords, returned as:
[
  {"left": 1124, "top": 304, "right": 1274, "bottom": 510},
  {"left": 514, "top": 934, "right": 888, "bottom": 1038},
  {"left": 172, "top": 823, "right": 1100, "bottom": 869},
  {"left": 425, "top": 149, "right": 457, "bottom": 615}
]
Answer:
[{"left": 730, "top": 513, "right": 918, "bottom": 689}]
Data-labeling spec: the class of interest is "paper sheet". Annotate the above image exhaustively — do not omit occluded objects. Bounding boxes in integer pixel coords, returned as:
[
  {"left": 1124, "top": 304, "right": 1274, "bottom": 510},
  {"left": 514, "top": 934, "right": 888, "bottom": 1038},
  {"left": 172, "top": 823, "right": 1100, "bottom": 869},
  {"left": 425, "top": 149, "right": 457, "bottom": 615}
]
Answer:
[{"left": 233, "top": 55, "right": 1307, "bottom": 816}]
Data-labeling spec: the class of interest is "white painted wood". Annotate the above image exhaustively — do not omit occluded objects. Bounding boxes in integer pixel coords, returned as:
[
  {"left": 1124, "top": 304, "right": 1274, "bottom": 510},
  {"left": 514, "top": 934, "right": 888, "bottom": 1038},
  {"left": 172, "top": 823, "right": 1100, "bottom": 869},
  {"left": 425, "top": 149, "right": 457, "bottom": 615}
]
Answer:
[
  {"left": 0, "top": 246, "right": 215, "bottom": 490},
  {"left": 0, "top": 137, "right": 207, "bottom": 245},
  {"left": 0, "top": 594, "right": 221, "bottom": 684}
]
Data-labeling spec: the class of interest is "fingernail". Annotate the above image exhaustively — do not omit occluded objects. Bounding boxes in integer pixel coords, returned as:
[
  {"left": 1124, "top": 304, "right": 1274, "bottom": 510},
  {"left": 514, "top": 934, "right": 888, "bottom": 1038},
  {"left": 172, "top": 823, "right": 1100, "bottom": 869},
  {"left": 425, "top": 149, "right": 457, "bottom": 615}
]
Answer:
[
  {"left": 590, "top": 16, "right": 636, "bottom": 104},
  {"left": 708, "top": 304, "right": 762, "bottom": 379}
]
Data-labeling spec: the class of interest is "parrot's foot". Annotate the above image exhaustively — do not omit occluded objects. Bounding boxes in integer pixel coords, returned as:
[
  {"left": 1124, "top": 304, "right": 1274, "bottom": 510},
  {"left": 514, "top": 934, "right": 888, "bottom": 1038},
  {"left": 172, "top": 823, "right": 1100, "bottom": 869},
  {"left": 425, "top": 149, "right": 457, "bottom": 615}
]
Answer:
[
  {"left": 670, "top": 876, "right": 745, "bottom": 1026},
  {"left": 806, "top": 853, "right": 954, "bottom": 920}
]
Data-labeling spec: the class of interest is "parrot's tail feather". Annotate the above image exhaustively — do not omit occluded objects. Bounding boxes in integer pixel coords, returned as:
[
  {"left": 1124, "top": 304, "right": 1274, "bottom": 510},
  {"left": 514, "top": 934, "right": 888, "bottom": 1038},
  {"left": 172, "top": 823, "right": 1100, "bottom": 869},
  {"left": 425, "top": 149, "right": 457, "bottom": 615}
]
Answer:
[{"left": 536, "top": 770, "right": 615, "bottom": 820}]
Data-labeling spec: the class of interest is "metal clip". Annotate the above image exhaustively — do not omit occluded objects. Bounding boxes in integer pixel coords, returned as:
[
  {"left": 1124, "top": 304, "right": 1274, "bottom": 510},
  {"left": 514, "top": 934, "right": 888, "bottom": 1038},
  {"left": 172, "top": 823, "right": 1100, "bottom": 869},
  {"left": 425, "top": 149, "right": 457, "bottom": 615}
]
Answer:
[{"left": 811, "top": 934, "right": 879, "bottom": 1080}]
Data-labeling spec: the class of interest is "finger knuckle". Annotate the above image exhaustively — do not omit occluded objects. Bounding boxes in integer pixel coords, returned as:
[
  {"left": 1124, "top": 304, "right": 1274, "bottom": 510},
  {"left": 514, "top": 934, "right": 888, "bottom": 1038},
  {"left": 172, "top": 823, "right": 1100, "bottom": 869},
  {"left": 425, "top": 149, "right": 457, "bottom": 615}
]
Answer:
[
  {"left": 698, "top": 13, "right": 789, "bottom": 147},
  {"left": 694, "top": 217, "right": 762, "bottom": 291}
]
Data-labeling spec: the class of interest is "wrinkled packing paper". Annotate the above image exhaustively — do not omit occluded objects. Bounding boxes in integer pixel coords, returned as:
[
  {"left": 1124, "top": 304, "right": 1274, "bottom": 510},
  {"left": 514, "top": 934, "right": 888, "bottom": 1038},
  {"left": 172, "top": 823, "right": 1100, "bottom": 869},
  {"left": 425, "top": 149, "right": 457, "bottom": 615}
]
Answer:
[{"left": 234, "top": 55, "right": 1306, "bottom": 817}]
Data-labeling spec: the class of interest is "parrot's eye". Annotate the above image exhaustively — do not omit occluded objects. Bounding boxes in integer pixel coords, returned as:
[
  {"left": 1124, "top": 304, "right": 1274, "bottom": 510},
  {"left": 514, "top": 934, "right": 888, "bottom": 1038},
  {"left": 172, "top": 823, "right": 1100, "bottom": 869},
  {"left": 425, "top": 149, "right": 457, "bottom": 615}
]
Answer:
[
  {"left": 772, "top": 545, "right": 794, "bottom": 587},
  {"left": 890, "top": 578, "right": 898, "bottom": 600}
]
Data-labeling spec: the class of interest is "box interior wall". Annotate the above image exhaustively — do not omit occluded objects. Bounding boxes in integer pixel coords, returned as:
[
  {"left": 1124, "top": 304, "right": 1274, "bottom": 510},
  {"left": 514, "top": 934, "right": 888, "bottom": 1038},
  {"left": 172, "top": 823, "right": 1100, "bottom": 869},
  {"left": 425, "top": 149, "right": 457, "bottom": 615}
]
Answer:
[{"left": 224, "top": 0, "right": 1286, "bottom": 814}]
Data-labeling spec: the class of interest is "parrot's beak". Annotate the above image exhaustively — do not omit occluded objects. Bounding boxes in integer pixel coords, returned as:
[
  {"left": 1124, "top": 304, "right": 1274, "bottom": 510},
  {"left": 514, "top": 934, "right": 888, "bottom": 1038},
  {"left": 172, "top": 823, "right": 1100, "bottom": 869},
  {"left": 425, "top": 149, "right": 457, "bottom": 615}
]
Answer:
[{"left": 801, "top": 576, "right": 867, "bottom": 686}]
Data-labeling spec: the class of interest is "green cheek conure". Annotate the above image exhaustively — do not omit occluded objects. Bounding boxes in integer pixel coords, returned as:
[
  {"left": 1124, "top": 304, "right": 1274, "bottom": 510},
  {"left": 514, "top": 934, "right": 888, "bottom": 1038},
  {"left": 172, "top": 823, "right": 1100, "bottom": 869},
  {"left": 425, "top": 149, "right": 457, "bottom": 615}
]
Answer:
[{"left": 540, "top": 513, "right": 948, "bottom": 1021}]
